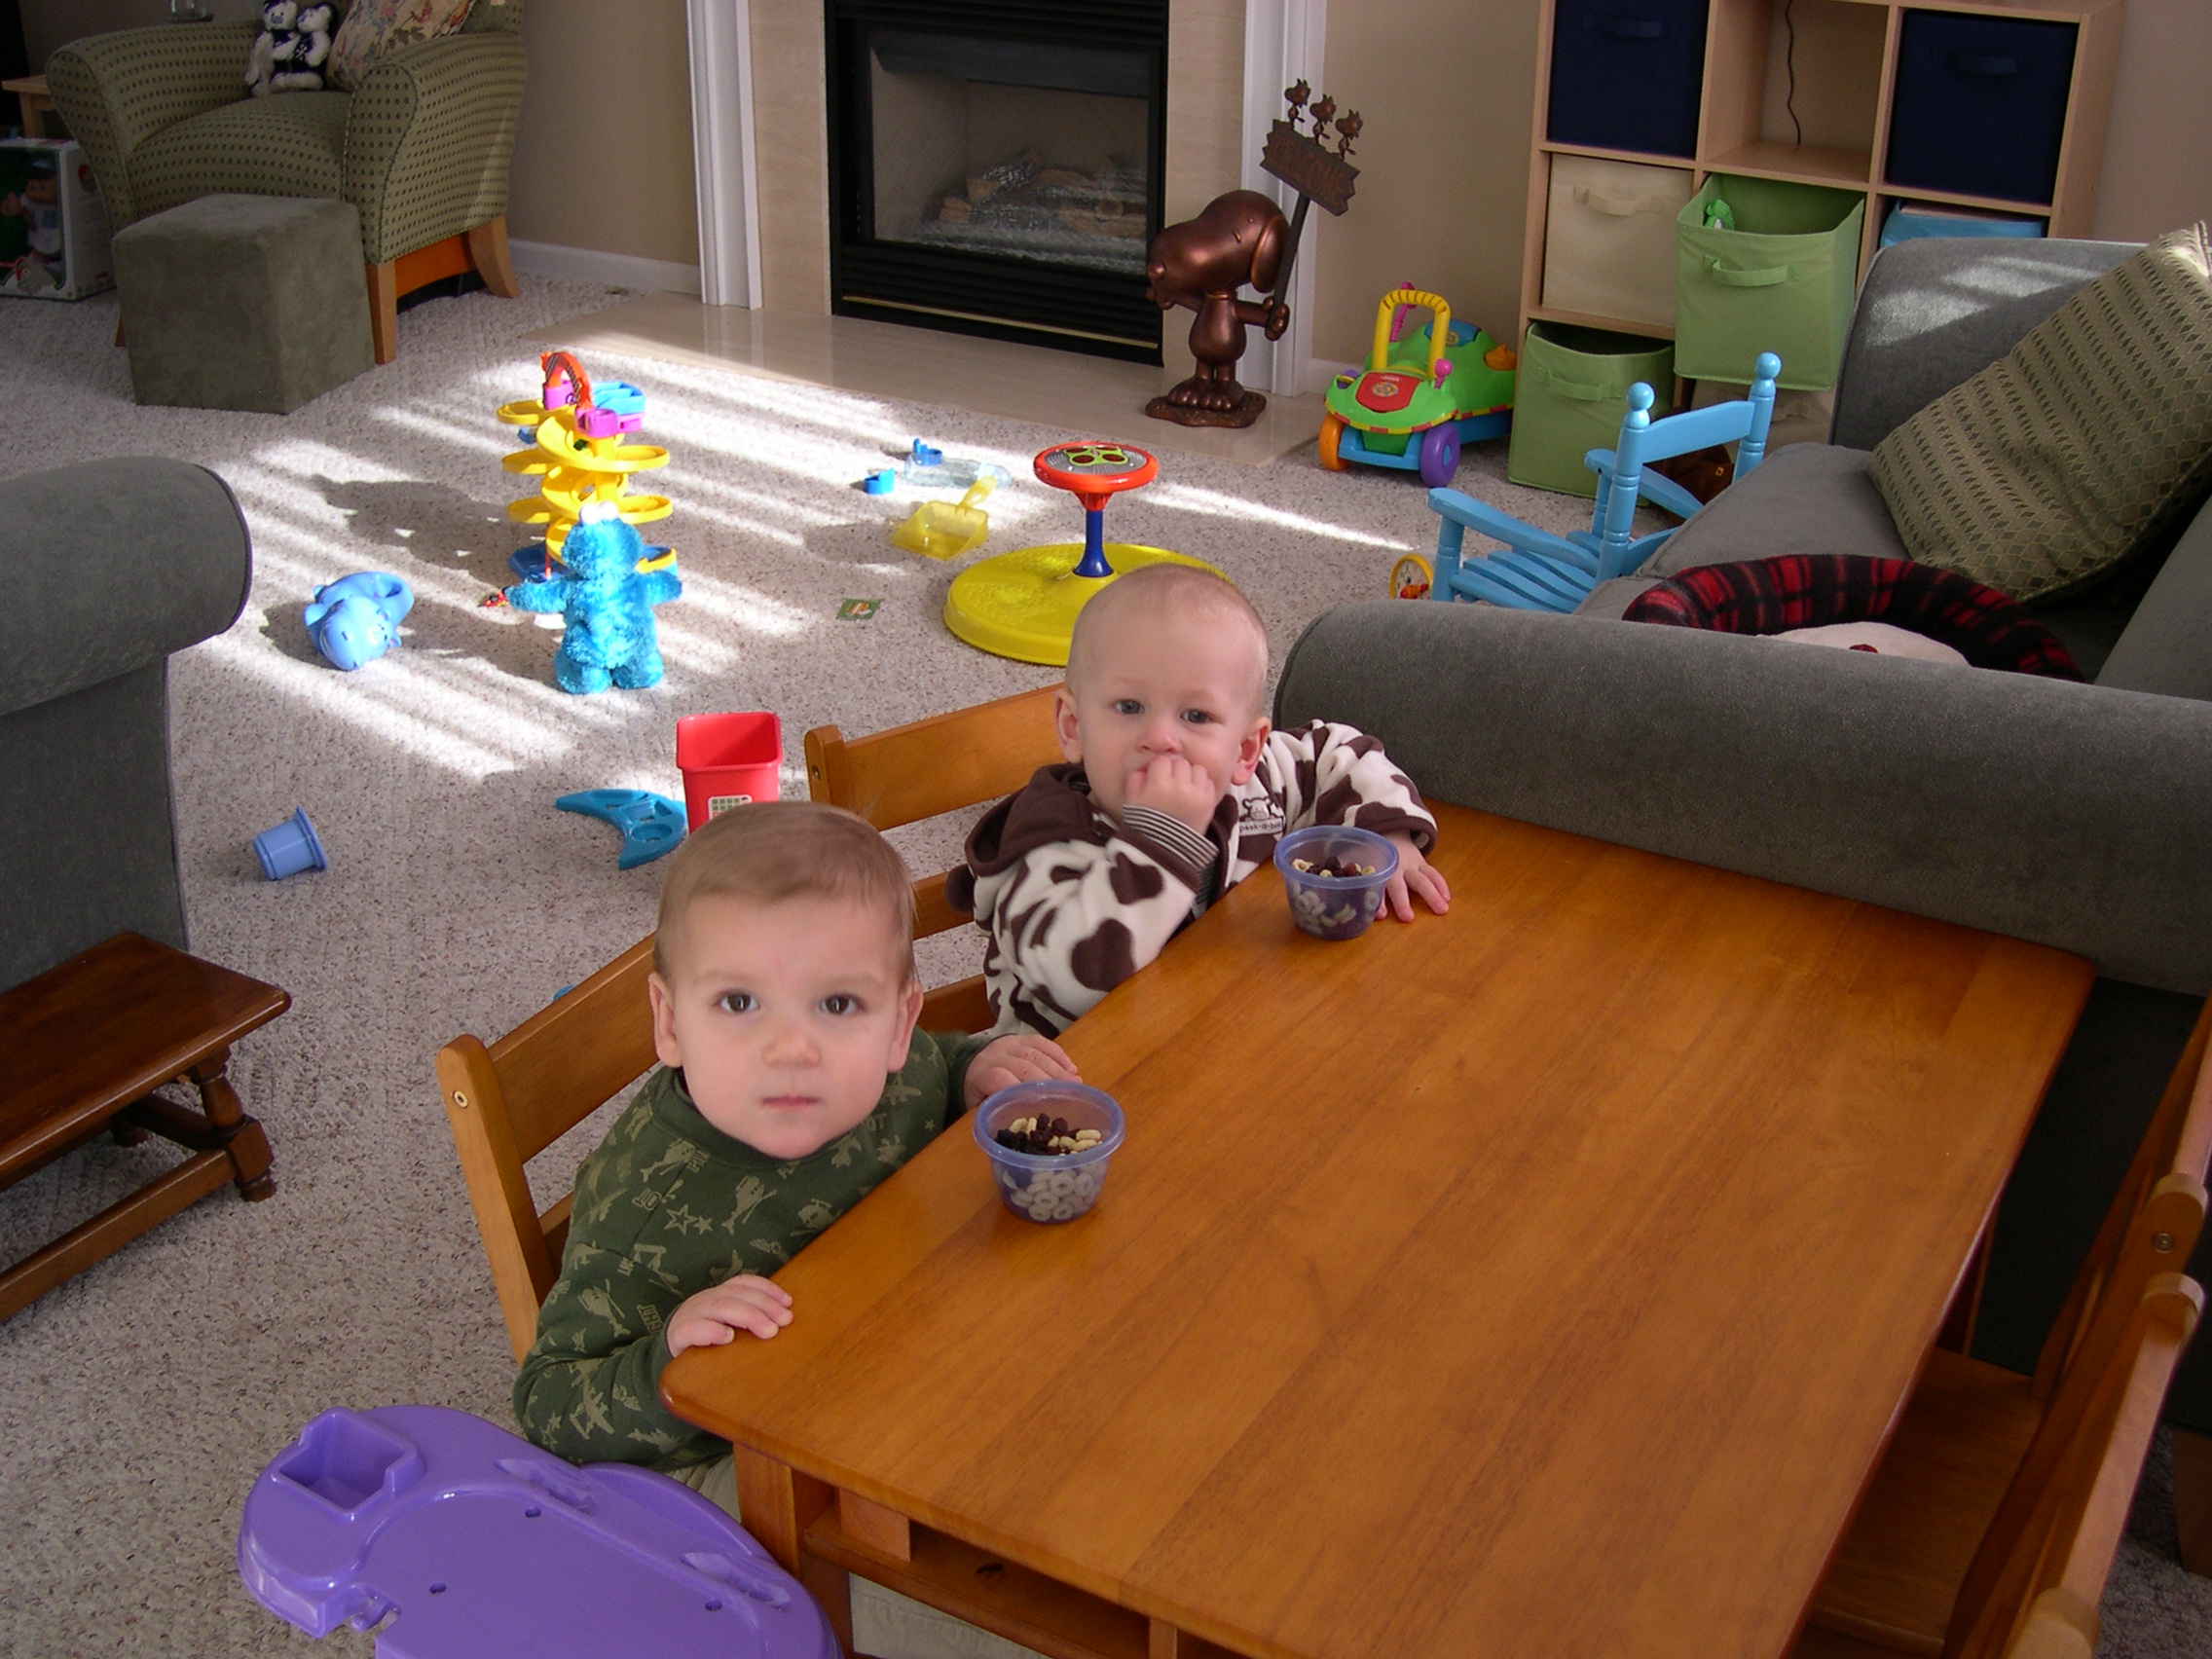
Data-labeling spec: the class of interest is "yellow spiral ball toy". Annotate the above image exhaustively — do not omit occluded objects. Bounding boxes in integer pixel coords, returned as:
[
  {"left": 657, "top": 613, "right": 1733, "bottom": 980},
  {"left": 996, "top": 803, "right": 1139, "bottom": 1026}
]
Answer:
[{"left": 496, "top": 351, "right": 674, "bottom": 562}]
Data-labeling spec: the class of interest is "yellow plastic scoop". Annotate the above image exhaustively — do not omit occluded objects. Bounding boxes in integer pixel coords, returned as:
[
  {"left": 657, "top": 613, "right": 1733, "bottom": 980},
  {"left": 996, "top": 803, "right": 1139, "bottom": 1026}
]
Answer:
[{"left": 890, "top": 476, "right": 995, "bottom": 560}]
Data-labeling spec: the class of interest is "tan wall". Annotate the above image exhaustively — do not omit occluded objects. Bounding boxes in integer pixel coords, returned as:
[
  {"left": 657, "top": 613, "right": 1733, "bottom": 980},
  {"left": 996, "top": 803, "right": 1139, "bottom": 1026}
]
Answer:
[
  {"left": 1164, "top": 0, "right": 1244, "bottom": 222},
  {"left": 2091, "top": 0, "right": 2212, "bottom": 242},
  {"left": 748, "top": 0, "right": 828, "bottom": 312},
  {"left": 40, "top": 0, "right": 2201, "bottom": 304},
  {"left": 1161, "top": 0, "right": 1245, "bottom": 376},
  {"left": 506, "top": 0, "right": 698, "bottom": 265},
  {"left": 1307, "top": 0, "right": 1540, "bottom": 372},
  {"left": 22, "top": 1, "right": 258, "bottom": 73}
]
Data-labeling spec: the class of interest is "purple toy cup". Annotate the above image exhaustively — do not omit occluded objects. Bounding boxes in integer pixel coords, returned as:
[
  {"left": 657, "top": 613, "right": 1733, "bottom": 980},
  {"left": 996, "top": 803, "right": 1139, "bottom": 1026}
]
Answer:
[
  {"left": 974, "top": 1082, "right": 1124, "bottom": 1223},
  {"left": 1273, "top": 825, "right": 1396, "bottom": 940},
  {"left": 253, "top": 809, "right": 327, "bottom": 881}
]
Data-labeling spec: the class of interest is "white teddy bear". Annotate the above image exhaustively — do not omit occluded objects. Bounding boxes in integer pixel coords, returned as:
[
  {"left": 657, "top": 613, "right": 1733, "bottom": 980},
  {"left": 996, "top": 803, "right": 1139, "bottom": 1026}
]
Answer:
[{"left": 246, "top": 1, "right": 336, "bottom": 96}]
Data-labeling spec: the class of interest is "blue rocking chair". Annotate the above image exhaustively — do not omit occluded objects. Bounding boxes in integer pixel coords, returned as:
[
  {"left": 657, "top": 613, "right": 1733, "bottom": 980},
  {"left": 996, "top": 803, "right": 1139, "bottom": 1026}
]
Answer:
[{"left": 1421, "top": 351, "right": 1781, "bottom": 612}]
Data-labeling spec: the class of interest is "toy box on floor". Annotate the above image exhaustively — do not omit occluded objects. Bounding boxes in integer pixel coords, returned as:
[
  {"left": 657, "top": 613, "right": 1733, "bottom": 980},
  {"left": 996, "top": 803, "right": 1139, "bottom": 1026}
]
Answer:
[{"left": 0, "top": 139, "right": 113, "bottom": 300}]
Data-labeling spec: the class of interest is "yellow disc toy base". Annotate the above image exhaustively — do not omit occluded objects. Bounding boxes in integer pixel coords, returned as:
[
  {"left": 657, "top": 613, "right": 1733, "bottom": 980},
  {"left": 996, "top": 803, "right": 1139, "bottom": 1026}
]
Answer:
[{"left": 943, "top": 543, "right": 1221, "bottom": 666}]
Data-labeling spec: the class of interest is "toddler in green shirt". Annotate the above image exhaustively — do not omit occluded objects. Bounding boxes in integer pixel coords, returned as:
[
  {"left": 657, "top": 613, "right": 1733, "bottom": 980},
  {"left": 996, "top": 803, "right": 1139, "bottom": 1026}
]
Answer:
[{"left": 514, "top": 799, "right": 1077, "bottom": 1488}]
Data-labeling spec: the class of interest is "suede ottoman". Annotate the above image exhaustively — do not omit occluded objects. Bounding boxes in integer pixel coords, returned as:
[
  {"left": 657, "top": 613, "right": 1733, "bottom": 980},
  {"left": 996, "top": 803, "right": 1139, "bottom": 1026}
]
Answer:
[{"left": 114, "top": 193, "right": 373, "bottom": 414}]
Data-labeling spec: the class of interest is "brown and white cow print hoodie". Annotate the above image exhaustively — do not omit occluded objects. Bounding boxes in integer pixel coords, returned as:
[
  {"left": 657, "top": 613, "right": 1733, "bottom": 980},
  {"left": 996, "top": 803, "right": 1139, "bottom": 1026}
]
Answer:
[{"left": 945, "top": 720, "right": 1437, "bottom": 1038}]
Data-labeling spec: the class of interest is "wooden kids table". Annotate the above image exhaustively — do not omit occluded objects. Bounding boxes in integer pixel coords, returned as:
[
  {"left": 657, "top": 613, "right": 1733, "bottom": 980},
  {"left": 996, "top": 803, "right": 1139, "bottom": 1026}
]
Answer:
[
  {"left": 663, "top": 802, "right": 2092, "bottom": 1659},
  {"left": 0, "top": 933, "right": 285, "bottom": 1321}
]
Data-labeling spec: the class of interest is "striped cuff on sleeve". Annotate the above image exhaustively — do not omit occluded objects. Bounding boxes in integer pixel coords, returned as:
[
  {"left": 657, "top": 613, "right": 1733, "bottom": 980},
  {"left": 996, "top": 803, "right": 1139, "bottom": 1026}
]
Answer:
[{"left": 1119, "top": 806, "right": 1217, "bottom": 890}]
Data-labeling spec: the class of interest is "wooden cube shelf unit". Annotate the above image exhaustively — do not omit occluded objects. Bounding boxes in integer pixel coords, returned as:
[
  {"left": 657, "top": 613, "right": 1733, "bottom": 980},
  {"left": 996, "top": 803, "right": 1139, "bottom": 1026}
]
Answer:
[{"left": 1520, "top": 0, "right": 2126, "bottom": 348}]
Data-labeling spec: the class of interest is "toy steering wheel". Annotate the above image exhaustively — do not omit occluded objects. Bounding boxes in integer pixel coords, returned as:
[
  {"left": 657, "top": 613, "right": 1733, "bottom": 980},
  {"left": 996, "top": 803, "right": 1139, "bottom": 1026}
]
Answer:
[{"left": 1032, "top": 442, "right": 1160, "bottom": 578}]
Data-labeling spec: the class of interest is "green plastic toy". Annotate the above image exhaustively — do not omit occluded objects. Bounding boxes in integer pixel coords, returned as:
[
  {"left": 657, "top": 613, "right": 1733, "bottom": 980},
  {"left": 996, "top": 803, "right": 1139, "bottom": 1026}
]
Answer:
[{"left": 1318, "top": 286, "right": 1518, "bottom": 488}]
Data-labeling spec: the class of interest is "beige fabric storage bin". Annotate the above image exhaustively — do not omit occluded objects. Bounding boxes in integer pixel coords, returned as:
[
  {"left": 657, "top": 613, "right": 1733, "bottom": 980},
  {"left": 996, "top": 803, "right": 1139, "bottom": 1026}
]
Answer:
[
  {"left": 1692, "top": 378, "right": 1836, "bottom": 450},
  {"left": 1542, "top": 156, "right": 1695, "bottom": 329}
]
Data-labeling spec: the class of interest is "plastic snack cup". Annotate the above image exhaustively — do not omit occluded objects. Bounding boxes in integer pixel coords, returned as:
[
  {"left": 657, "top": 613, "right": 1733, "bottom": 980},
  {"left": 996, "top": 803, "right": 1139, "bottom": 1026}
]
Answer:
[
  {"left": 974, "top": 1082, "right": 1125, "bottom": 1224},
  {"left": 253, "top": 809, "right": 328, "bottom": 881},
  {"left": 674, "top": 712, "right": 783, "bottom": 830},
  {"left": 1273, "top": 825, "right": 1397, "bottom": 940}
]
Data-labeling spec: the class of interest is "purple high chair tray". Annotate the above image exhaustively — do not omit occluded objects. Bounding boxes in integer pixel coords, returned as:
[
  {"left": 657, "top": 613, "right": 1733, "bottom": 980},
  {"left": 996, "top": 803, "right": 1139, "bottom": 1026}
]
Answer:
[{"left": 238, "top": 1405, "right": 837, "bottom": 1659}]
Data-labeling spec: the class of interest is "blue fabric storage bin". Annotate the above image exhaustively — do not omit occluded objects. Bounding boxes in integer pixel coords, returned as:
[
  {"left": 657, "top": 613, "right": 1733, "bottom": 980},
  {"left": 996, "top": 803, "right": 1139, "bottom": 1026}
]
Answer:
[
  {"left": 1886, "top": 12, "right": 2077, "bottom": 205},
  {"left": 1879, "top": 203, "right": 2046, "bottom": 248},
  {"left": 1548, "top": 0, "right": 1709, "bottom": 160}
]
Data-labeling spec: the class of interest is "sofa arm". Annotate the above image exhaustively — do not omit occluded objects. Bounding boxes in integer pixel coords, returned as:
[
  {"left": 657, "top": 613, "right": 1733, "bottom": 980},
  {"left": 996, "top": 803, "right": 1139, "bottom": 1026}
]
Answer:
[
  {"left": 344, "top": 32, "right": 528, "bottom": 266},
  {"left": 1275, "top": 602, "right": 2212, "bottom": 994},
  {"left": 44, "top": 21, "right": 259, "bottom": 231},
  {"left": 0, "top": 458, "right": 251, "bottom": 719}
]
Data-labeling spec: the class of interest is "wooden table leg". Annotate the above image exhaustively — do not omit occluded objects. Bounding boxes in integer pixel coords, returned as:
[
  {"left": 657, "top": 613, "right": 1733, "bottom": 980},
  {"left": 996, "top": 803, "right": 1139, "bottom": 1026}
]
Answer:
[
  {"left": 733, "top": 1445, "right": 850, "bottom": 1651},
  {"left": 801, "top": 1549, "right": 856, "bottom": 1655},
  {"left": 1936, "top": 1223, "right": 1992, "bottom": 1353},
  {"left": 2176, "top": 1428, "right": 2212, "bottom": 1577},
  {"left": 187, "top": 1051, "right": 276, "bottom": 1199}
]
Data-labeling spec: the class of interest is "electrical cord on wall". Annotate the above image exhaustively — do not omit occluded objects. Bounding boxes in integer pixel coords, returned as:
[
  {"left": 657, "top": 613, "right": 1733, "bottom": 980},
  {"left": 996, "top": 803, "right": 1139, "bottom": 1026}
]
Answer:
[{"left": 1785, "top": 0, "right": 1804, "bottom": 146}]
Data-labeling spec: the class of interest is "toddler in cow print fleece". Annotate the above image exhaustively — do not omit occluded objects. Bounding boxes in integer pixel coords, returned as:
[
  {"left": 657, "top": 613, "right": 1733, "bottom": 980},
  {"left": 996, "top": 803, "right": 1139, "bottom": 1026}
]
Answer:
[{"left": 947, "top": 565, "right": 1450, "bottom": 1038}]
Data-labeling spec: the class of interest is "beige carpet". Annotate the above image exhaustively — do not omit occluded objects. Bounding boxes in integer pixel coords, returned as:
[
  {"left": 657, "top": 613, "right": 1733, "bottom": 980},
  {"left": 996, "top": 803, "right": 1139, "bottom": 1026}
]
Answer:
[{"left": 0, "top": 277, "right": 2204, "bottom": 1658}]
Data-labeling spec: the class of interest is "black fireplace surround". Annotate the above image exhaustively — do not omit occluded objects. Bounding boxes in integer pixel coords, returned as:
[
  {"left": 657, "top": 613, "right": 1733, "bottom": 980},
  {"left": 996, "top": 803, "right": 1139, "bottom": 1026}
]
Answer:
[{"left": 826, "top": 0, "right": 1168, "bottom": 362}]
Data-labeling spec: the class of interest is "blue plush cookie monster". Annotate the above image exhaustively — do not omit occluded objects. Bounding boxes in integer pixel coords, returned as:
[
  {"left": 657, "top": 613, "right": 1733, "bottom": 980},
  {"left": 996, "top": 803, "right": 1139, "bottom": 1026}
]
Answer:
[{"left": 504, "top": 502, "right": 682, "bottom": 693}]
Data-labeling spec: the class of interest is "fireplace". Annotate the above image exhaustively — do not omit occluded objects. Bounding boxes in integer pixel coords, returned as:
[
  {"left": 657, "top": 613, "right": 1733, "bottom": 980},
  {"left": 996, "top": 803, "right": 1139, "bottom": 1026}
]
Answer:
[{"left": 825, "top": 1, "right": 1169, "bottom": 363}]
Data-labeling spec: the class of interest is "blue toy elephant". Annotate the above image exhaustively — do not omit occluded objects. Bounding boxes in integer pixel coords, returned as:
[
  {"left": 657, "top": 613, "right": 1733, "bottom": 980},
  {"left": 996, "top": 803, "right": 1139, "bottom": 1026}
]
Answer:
[
  {"left": 503, "top": 504, "right": 682, "bottom": 693},
  {"left": 304, "top": 571, "right": 412, "bottom": 670}
]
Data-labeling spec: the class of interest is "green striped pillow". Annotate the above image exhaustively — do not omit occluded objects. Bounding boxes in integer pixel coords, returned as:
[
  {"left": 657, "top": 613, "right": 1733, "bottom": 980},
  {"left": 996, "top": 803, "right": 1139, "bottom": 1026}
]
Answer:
[{"left": 1867, "top": 223, "right": 2212, "bottom": 602}]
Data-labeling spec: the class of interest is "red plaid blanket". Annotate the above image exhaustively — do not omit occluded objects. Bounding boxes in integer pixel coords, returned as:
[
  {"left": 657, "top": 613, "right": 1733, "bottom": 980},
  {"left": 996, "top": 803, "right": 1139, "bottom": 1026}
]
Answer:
[{"left": 1622, "top": 556, "right": 2083, "bottom": 680}]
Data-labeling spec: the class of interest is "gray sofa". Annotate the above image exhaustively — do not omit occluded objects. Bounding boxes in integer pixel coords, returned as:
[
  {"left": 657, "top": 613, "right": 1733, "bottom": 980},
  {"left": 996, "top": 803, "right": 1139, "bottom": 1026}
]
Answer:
[
  {"left": 0, "top": 457, "right": 252, "bottom": 993},
  {"left": 1274, "top": 237, "right": 2212, "bottom": 1429},
  {"left": 1582, "top": 237, "right": 2212, "bottom": 692}
]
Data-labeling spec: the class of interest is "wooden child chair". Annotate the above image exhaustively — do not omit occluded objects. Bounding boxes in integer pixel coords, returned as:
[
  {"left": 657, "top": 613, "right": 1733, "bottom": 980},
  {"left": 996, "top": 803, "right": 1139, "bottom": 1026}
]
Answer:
[
  {"left": 438, "top": 684, "right": 1063, "bottom": 1360},
  {"left": 803, "top": 682, "right": 1062, "bottom": 1034},
  {"left": 1794, "top": 995, "right": 2212, "bottom": 1659},
  {"left": 1424, "top": 351, "right": 1782, "bottom": 612}
]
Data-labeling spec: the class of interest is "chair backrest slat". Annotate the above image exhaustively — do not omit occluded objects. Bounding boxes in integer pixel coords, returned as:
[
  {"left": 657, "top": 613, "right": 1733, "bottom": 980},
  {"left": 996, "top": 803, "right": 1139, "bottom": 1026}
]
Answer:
[
  {"left": 1938, "top": 1006, "right": 2212, "bottom": 1658},
  {"left": 487, "top": 935, "right": 660, "bottom": 1163},
  {"left": 1951, "top": 1275, "right": 2203, "bottom": 1659},
  {"left": 1596, "top": 353, "right": 1781, "bottom": 562},
  {"left": 806, "top": 684, "right": 1059, "bottom": 832},
  {"left": 807, "top": 684, "right": 1064, "bottom": 1024},
  {"left": 913, "top": 873, "right": 967, "bottom": 940}
]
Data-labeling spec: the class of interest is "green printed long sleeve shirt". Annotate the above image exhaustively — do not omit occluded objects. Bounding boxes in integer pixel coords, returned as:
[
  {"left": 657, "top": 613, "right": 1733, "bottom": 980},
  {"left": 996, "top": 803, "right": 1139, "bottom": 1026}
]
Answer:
[{"left": 514, "top": 1029, "right": 991, "bottom": 1471}]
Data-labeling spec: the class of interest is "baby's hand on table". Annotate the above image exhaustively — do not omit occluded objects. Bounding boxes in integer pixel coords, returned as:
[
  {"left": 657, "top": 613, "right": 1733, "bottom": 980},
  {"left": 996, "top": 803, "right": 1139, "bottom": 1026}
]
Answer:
[
  {"left": 666, "top": 1273, "right": 793, "bottom": 1357},
  {"left": 1124, "top": 755, "right": 1220, "bottom": 835},
  {"left": 1384, "top": 832, "right": 1451, "bottom": 921},
  {"left": 965, "top": 1033, "right": 1079, "bottom": 1109}
]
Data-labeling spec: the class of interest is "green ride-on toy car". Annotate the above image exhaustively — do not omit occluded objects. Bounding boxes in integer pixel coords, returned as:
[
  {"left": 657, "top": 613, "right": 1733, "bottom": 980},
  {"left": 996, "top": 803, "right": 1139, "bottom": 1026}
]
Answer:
[{"left": 1319, "top": 287, "right": 1517, "bottom": 488}]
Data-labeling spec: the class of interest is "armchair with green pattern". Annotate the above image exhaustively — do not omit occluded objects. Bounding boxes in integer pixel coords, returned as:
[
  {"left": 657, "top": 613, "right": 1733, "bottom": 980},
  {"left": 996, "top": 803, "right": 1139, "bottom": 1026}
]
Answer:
[{"left": 46, "top": 2, "right": 527, "bottom": 364}]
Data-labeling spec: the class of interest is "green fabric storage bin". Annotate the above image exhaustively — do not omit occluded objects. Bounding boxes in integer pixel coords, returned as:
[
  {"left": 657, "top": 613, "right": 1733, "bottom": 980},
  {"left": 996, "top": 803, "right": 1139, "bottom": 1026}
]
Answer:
[
  {"left": 1675, "top": 175, "right": 1865, "bottom": 390},
  {"left": 1507, "top": 322, "right": 1676, "bottom": 498}
]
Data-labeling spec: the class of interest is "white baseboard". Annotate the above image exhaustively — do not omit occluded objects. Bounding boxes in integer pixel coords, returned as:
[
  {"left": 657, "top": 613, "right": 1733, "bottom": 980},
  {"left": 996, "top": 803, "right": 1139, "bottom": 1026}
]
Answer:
[{"left": 508, "top": 240, "right": 703, "bottom": 297}]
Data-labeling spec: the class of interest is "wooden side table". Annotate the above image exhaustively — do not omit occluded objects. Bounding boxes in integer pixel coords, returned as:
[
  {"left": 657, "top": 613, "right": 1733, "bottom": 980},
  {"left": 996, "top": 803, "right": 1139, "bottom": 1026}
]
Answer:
[
  {"left": 3, "top": 76, "right": 61, "bottom": 141},
  {"left": 0, "top": 933, "right": 289, "bottom": 1321}
]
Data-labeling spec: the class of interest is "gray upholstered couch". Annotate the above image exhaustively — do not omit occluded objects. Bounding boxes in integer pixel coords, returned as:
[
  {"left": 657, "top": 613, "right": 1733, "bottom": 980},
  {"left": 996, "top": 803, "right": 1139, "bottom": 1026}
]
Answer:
[
  {"left": 0, "top": 458, "right": 252, "bottom": 994},
  {"left": 1272, "top": 237, "right": 2212, "bottom": 1429},
  {"left": 1581, "top": 237, "right": 2212, "bottom": 692}
]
